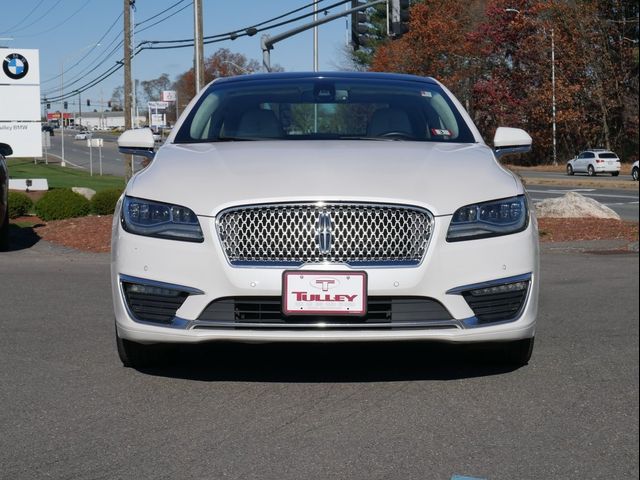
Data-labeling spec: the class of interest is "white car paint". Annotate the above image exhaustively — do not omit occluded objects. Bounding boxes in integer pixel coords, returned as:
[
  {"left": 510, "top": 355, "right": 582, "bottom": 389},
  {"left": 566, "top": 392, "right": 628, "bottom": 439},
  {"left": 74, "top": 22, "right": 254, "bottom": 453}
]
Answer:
[
  {"left": 112, "top": 72, "right": 539, "bottom": 367},
  {"left": 567, "top": 149, "right": 621, "bottom": 176}
]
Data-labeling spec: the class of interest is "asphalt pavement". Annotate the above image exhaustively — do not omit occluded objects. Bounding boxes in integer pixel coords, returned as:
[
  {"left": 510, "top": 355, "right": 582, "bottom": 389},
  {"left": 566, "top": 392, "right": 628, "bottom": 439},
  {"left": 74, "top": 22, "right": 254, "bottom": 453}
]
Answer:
[{"left": 0, "top": 239, "right": 637, "bottom": 479}]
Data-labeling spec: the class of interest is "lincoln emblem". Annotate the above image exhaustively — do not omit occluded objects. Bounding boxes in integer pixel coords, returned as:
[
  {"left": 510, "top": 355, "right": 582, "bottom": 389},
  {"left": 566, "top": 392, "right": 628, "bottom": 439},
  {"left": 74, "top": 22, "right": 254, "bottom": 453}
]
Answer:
[{"left": 315, "top": 211, "right": 333, "bottom": 254}]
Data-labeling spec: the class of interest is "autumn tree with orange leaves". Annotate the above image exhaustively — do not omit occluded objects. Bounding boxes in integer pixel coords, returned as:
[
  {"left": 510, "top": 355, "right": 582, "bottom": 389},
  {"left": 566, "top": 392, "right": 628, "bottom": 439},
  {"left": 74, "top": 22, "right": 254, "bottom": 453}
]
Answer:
[{"left": 368, "top": 0, "right": 639, "bottom": 164}]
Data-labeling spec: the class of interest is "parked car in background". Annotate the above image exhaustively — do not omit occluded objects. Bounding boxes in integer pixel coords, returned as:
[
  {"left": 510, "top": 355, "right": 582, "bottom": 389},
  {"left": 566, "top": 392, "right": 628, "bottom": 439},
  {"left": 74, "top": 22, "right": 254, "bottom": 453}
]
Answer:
[
  {"left": 566, "top": 149, "right": 621, "bottom": 176},
  {"left": 0, "top": 142, "right": 11, "bottom": 251},
  {"left": 41, "top": 123, "right": 54, "bottom": 136},
  {"left": 74, "top": 131, "right": 92, "bottom": 141},
  {"left": 632, "top": 161, "right": 639, "bottom": 181},
  {"left": 114, "top": 72, "right": 539, "bottom": 369}
]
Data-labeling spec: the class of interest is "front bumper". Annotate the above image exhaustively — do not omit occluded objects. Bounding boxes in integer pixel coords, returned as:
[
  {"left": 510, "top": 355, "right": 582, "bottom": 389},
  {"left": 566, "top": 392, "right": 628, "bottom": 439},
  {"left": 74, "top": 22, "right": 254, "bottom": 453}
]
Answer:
[{"left": 112, "top": 212, "right": 539, "bottom": 344}]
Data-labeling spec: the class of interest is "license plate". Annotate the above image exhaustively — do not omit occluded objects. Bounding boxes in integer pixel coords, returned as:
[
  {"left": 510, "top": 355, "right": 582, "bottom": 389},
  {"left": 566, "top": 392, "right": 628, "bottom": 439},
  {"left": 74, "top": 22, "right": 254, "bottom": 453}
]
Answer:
[{"left": 282, "top": 271, "right": 367, "bottom": 316}]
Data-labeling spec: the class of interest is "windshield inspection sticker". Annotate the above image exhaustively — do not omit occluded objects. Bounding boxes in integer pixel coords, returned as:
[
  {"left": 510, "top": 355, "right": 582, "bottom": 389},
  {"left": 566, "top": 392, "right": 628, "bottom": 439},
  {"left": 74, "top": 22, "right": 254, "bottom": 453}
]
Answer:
[
  {"left": 420, "top": 90, "right": 433, "bottom": 97},
  {"left": 431, "top": 128, "right": 451, "bottom": 136}
]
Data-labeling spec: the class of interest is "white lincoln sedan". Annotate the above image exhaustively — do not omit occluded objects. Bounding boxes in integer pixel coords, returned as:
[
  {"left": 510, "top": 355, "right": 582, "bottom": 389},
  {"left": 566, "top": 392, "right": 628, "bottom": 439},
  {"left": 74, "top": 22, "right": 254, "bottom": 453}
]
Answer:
[{"left": 113, "top": 72, "right": 538, "bottom": 368}]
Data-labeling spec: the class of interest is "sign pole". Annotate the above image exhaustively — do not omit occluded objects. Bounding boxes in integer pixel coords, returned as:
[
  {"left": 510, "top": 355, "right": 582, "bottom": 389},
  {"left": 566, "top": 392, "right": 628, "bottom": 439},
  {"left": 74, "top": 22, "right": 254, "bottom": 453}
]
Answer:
[{"left": 87, "top": 139, "right": 93, "bottom": 176}]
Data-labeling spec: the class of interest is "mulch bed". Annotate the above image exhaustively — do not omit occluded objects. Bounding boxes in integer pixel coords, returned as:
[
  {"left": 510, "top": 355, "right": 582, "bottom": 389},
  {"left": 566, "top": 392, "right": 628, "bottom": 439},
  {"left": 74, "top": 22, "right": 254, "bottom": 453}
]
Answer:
[{"left": 538, "top": 218, "right": 638, "bottom": 243}]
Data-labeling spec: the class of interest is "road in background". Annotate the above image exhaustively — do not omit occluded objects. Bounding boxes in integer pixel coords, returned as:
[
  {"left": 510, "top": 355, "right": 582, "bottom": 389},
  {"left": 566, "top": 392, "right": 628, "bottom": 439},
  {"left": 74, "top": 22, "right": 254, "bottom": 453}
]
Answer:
[
  {"left": 518, "top": 169, "right": 638, "bottom": 183},
  {"left": 44, "top": 129, "right": 146, "bottom": 176},
  {"left": 0, "top": 244, "right": 638, "bottom": 479},
  {"left": 527, "top": 185, "right": 639, "bottom": 221}
]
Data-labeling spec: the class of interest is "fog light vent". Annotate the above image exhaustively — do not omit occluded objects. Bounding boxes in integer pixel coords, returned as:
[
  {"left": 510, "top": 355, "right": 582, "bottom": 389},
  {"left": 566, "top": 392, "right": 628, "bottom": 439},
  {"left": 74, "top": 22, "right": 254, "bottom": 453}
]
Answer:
[
  {"left": 122, "top": 282, "right": 189, "bottom": 324},
  {"left": 462, "top": 280, "right": 529, "bottom": 324}
]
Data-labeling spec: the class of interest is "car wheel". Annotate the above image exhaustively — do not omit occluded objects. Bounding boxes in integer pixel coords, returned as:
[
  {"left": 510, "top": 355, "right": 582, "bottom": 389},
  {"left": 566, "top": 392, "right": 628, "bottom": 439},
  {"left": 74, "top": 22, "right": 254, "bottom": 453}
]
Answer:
[
  {"left": 566, "top": 164, "right": 574, "bottom": 176},
  {"left": 633, "top": 167, "right": 639, "bottom": 181},
  {"left": 611, "top": 172, "right": 619, "bottom": 177},
  {"left": 115, "top": 328, "right": 173, "bottom": 368},
  {"left": 587, "top": 165, "right": 596, "bottom": 176},
  {"left": 499, "top": 337, "right": 535, "bottom": 366},
  {"left": 0, "top": 209, "right": 9, "bottom": 251}
]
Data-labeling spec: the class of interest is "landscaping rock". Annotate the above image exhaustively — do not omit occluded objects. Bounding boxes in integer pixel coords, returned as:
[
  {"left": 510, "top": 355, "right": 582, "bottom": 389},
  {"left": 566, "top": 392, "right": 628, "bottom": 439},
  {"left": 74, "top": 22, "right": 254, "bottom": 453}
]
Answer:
[
  {"left": 72, "top": 187, "right": 96, "bottom": 201},
  {"left": 535, "top": 192, "right": 620, "bottom": 219}
]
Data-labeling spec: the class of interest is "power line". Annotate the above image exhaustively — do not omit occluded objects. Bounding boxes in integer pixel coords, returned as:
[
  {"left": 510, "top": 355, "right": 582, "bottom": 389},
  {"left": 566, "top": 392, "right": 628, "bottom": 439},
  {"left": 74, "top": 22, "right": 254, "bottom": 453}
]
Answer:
[
  {"left": 43, "top": 0, "right": 190, "bottom": 95},
  {"left": 0, "top": 0, "right": 46, "bottom": 34},
  {"left": 41, "top": 11, "right": 124, "bottom": 86},
  {"left": 136, "top": 2, "right": 192, "bottom": 35},
  {"left": 135, "top": 0, "right": 189, "bottom": 27},
  {"left": 1, "top": 0, "right": 63, "bottom": 35},
  {"left": 142, "top": 0, "right": 332, "bottom": 46},
  {"left": 14, "top": 0, "right": 92, "bottom": 37},
  {"left": 41, "top": 0, "right": 350, "bottom": 103}
]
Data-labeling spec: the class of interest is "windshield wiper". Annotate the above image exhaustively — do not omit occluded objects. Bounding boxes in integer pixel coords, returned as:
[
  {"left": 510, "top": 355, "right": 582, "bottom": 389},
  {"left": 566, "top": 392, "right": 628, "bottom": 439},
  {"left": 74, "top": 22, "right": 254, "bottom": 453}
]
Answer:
[{"left": 213, "top": 137, "right": 259, "bottom": 142}]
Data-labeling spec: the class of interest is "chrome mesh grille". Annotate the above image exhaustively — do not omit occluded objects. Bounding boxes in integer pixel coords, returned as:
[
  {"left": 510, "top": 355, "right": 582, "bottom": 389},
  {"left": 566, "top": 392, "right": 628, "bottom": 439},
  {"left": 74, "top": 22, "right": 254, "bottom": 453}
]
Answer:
[{"left": 216, "top": 202, "right": 433, "bottom": 266}]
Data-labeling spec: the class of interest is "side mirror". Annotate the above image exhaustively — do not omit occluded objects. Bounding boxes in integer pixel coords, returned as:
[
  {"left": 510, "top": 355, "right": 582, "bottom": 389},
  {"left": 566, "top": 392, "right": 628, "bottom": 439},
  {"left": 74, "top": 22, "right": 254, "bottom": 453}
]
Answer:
[
  {"left": 117, "top": 128, "right": 155, "bottom": 160},
  {"left": 0, "top": 142, "right": 13, "bottom": 157},
  {"left": 493, "top": 127, "right": 532, "bottom": 160}
]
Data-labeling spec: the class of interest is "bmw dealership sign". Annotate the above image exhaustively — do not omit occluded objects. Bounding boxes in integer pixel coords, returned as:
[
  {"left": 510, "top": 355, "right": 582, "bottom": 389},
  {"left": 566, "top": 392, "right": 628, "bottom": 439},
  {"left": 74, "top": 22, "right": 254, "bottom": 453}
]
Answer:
[{"left": 0, "top": 48, "right": 42, "bottom": 157}]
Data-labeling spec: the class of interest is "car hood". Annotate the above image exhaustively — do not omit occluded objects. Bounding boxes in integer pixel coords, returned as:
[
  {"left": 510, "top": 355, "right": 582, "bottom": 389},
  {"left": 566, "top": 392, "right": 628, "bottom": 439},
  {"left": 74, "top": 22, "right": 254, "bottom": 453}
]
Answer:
[{"left": 128, "top": 140, "right": 520, "bottom": 216}]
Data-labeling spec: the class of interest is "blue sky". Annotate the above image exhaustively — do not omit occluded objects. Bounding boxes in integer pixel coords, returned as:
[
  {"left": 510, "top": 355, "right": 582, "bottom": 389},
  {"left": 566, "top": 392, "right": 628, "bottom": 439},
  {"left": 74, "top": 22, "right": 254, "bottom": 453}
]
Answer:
[{"left": 1, "top": 0, "right": 352, "bottom": 112}]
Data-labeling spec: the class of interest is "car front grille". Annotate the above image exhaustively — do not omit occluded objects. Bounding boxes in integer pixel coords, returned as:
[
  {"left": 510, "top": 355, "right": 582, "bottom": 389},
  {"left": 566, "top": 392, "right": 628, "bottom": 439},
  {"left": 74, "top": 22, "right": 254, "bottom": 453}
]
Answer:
[
  {"left": 216, "top": 202, "right": 433, "bottom": 266},
  {"left": 193, "top": 296, "right": 456, "bottom": 330}
]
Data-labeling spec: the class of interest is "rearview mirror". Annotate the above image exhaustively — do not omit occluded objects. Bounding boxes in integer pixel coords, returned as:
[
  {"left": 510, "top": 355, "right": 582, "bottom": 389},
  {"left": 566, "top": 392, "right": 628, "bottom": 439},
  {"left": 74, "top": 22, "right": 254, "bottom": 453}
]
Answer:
[
  {"left": 0, "top": 142, "right": 13, "bottom": 157},
  {"left": 118, "top": 128, "right": 155, "bottom": 160},
  {"left": 493, "top": 127, "right": 532, "bottom": 160}
]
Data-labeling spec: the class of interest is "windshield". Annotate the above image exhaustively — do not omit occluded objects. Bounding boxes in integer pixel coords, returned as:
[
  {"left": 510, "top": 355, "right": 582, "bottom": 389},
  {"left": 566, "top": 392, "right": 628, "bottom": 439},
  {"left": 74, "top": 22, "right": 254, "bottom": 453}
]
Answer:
[{"left": 174, "top": 76, "right": 476, "bottom": 144}]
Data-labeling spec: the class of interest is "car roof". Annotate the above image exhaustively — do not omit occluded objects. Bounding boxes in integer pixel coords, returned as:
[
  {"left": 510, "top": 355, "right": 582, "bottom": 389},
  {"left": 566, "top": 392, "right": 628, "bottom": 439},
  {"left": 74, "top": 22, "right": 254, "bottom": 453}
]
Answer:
[
  {"left": 582, "top": 149, "right": 617, "bottom": 154},
  {"left": 210, "top": 71, "right": 439, "bottom": 86}
]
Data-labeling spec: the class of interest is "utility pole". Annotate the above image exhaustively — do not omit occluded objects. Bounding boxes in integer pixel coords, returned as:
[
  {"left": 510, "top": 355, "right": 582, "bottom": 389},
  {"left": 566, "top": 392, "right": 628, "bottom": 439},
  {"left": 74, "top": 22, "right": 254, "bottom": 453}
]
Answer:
[
  {"left": 194, "top": 0, "right": 205, "bottom": 93},
  {"left": 551, "top": 28, "right": 557, "bottom": 166},
  {"left": 123, "top": 0, "right": 133, "bottom": 180}
]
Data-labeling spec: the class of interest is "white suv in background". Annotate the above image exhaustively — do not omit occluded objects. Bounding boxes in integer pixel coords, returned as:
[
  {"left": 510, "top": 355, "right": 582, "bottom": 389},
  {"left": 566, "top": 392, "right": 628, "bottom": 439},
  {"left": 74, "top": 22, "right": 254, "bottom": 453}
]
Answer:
[{"left": 567, "top": 149, "right": 621, "bottom": 176}]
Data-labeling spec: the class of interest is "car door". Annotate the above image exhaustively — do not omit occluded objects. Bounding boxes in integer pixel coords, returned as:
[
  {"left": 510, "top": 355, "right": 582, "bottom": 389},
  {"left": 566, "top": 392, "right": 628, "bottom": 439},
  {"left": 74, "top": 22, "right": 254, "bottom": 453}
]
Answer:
[
  {"left": 583, "top": 152, "right": 596, "bottom": 172},
  {"left": 575, "top": 152, "right": 586, "bottom": 172}
]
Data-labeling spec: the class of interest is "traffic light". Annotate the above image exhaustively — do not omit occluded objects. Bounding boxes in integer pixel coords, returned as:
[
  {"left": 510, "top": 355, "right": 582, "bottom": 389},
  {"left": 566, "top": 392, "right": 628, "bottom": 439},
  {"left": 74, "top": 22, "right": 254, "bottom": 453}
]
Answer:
[
  {"left": 351, "top": 1, "right": 370, "bottom": 50},
  {"left": 87, "top": 99, "right": 91, "bottom": 107},
  {"left": 63, "top": 101, "right": 68, "bottom": 110},
  {"left": 108, "top": 101, "right": 112, "bottom": 108},
  {"left": 390, "top": 0, "right": 410, "bottom": 37},
  {"left": 46, "top": 102, "right": 51, "bottom": 109}
]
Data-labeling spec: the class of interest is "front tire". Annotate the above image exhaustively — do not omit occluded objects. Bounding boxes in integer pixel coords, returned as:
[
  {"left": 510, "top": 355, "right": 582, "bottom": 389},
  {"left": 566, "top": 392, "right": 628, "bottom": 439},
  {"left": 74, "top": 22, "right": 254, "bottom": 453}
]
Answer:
[
  {"left": 587, "top": 165, "right": 596, "bottom": 176},
  {"left": 632, "top": 167, "right": 638, "bottom": 181},
  {"left": 566, "top": 164, "right": 574, "bottom": 176},
  {"left": 116, "top": 328, "right": 173, "bottom": 368}
]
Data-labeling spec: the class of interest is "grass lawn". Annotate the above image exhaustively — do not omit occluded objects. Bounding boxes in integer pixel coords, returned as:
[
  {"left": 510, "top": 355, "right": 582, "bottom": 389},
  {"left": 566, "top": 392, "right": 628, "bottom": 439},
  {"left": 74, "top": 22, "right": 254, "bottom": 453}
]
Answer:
[{"left": 7, "top": 158, "right": 125, "bottom": 191}]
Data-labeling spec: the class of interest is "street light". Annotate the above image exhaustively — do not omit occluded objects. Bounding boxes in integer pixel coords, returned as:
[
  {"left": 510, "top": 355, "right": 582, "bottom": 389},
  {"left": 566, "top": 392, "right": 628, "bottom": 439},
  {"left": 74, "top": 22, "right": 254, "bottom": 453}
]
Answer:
[
  {"left": 60, "top": 42, "right": 100, "bottom": 167},
  {"left": 505, "top": 8, "right": 557, "bottom": 165}
]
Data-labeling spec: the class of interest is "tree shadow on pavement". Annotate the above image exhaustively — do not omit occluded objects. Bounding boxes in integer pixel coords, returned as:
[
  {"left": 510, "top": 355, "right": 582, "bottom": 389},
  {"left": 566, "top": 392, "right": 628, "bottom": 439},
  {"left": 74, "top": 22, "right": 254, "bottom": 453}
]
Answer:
[{"left": 140, "top": 342, "right": 522, "bottom": 383}]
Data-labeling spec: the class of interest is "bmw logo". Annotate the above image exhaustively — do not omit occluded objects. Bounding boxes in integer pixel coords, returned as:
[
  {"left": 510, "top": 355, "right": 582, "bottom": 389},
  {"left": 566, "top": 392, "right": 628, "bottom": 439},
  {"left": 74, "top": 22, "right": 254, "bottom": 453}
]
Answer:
[{"left": 3, "top": 53, "right": 29, "bottom": 80}]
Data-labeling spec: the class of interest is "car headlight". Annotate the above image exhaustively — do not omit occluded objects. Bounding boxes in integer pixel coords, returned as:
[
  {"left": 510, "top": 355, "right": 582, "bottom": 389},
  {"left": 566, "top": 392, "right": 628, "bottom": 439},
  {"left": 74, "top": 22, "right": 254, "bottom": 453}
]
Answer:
[
  {"left": 447, "top": 195, "right": 528, "bottom": 241},
  {"left": 121, "top": 196, "right": 203, "bottom": 242}
]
